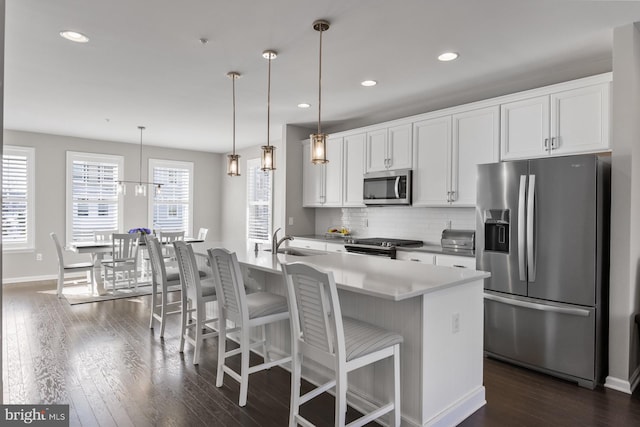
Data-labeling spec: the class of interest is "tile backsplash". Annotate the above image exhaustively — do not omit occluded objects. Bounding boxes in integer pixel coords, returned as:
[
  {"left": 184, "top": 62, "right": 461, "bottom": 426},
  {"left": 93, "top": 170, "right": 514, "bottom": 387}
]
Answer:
[{"left": 315, "top": 206, "right": 475, "bottom": 244}]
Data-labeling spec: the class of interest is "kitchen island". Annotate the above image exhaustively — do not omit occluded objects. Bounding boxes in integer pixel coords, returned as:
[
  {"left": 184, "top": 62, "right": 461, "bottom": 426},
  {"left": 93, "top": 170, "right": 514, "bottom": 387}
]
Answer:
[{"left": 207, "top": 242, "right": 490, "bottom": 427}]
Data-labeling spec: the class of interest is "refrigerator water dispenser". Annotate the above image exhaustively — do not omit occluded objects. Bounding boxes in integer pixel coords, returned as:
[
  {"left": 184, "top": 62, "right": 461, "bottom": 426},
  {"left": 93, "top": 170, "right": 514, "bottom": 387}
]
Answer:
[{"left": 484, "top": 209, "right": 510, "bottom": 253}]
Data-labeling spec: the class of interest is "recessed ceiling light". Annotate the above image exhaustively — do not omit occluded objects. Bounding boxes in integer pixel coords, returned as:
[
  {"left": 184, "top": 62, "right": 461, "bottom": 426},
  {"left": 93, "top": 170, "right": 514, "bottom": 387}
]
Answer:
[
  {"left": 361, "top": 80, "right": 377, "bottom": 87},
  {"left": 438, "top": 52, "right": 459, "bottom": 62},
  {"left": 59, "top": 30, "right": 89, "bottom": 43},
  {"left": 297, "top": 103, "right": 311, "bottom": 109}
]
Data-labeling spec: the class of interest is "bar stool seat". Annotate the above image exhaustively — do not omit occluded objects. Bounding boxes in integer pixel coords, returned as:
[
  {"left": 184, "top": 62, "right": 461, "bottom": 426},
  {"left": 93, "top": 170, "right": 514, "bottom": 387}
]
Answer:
[
  {"left": 246, "top": 292, "right": 289, "bottom": 318},
  {"left": 342, "top": 317, "right": 403, "bottom": 362}
]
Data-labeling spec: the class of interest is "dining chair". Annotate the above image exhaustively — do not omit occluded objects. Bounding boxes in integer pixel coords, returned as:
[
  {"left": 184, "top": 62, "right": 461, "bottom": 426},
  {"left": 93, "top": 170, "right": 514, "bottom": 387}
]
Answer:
[
  {"left": 50, "top": 232, "right": 94, "bottom": 298},
  {"left": 146, "top": 234, "right": 182, "bottom": 337},
  {"left": 158, "top": 230, "right": 185, "bottom": 259},
  {"left": 101, "top": 233, "right": 140, "bottom": 293},
  {"left": 207, "top": 247, "right": 291, "bottom": 407},
  {"left": 197, "top": 227, "right": 208, "bottom": 240},
  {"left": 173, "top": 241, "right": 218, "bottom": 364},
  {"left": 282, "top": 262, "right": 403, "bottom": 427},
  {"left": 93, "top": 229, "right": 118, "bottom": 242}
]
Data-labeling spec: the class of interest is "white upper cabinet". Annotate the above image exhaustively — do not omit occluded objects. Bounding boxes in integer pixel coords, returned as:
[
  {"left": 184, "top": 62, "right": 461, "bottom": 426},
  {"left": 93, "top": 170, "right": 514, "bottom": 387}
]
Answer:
[
  {"left": 501, "top": 81, "right": 610, "bottom": 160},
  {"left": 413, "top": 116, "right": 452, "bottom": 205},
  {"left": 365, "top": 123, "right": 412, "bottom": 173},
  {"left": 413, "top": 106, "right": 499, "bottom": 206},
  {"left": 302, "top": 138, "right": 343, "bottom": 207},
  {"left": 453, "top": 106, "right": 500, "bottom": 205},
  {"left": 343, "top": 132, "right": 366, "bottom": 207}
]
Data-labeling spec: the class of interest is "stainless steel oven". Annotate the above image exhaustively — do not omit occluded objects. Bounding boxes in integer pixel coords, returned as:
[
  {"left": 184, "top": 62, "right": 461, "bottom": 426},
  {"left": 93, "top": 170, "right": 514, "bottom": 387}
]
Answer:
[{"left": 363, "top": 169, "right": 411, "bottom": 206}]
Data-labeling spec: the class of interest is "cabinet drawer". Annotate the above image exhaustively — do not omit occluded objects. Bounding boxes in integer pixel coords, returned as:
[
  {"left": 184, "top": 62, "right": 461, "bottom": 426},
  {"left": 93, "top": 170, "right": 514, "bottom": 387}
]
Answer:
[
  {"left": 435, "top": 254, "right": 476, "bottom": 269},
  {"left": 289, "top": 239, "right": 326, "bottom": 251},
  {"left": 396, "top": 251, "right": 435, "bottom": 264},
  {"left": 325, "top": 242, "right": 345, "bottom": 253}
]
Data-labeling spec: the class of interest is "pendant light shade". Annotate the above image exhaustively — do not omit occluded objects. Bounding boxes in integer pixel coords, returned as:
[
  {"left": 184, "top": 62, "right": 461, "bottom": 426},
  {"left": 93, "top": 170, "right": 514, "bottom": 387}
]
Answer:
[
  {"left": 261, "top": 50, "right": 277, "bottom": 171},
  {"left": 227, "top": 71, "right": 241, "bottom": 176},
  {"left": 310, "top": 19, "right": 330, "bottom": 164}
]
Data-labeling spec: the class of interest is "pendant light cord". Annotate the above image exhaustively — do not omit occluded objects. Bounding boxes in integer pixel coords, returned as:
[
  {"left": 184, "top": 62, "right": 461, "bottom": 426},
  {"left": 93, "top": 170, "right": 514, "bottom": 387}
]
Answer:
[
  {"left": 267, "top": 55, "right": 272, "bottom": 148},
  {"left": 138, "top": 126, "right": 144, "bottom": 184},
  {"left": 317, "top": 28, "right": 323, "bottom": 135},
  {"left": 232, "top": 75, "right": 236, "bottom": 155}
]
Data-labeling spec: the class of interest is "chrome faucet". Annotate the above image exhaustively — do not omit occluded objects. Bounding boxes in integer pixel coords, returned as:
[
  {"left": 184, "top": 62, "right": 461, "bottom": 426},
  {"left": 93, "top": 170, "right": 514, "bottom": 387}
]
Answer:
[{"left": 272, "top": 227, "right": 294, "bottom": 253}]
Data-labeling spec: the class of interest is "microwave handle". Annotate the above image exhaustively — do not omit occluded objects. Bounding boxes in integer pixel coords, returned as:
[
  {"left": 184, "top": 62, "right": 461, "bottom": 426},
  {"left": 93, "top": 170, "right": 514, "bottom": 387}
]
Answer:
[{"left": 394, "top": 176, "right": 400, "bottom": 198}]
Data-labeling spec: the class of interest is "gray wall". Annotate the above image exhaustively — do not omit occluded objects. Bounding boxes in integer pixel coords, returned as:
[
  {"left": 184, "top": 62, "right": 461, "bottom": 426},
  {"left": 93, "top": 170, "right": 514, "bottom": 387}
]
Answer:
[
  {"left": 607, "top": 23, "right": 640, "bottom": 392},
  {"left": 2, "top": 129, "right": 223, "bottom": 282}
]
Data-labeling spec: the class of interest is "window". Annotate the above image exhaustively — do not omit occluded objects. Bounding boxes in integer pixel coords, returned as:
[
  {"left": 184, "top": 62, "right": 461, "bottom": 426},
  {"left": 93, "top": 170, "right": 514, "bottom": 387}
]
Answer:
[
  {"left": 247, "top": 158, "right": 272, "bottom": 243},
  {"left": 66, "top": 152, "right": 123, "bottom": 243},
  {"left": 2, "top": 146, "right": 35, "bottom": 251},
  {"left": 148, "top": 159, "right": 193, "bottom": 235}
]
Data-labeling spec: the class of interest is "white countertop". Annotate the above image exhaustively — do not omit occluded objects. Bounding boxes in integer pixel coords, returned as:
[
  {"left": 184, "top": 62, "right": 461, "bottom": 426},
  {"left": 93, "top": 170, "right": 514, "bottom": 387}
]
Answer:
[{"left": 204, "top": 241, "right": 490, "bottom": 301}]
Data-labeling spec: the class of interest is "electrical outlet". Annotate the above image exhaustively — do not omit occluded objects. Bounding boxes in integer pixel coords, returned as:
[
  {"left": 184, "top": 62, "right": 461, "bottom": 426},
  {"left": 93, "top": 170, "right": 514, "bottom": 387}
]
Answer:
[
  {"left": 36, "top": 253, "right": 43, "bottom": 261},
  {"left": 288, "top": 217, "right": 294, "bottom": 226},
  {"left": 452, "top": 312, "right": 460, "bottom": 334}
]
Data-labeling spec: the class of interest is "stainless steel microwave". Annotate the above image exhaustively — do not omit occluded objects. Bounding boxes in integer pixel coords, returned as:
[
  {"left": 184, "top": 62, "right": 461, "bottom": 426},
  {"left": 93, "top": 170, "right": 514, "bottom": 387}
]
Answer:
[{"left": 363, "top": 169, "right": 412, "bottom": 205}]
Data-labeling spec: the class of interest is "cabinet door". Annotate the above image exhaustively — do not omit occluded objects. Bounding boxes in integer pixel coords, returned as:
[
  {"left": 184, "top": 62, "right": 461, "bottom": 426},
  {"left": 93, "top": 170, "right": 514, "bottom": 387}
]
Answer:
[
  {"left": 325, "top": 242, "right": 345, "bottom": 253},
  {"left": 323, "top": 137, "right": 343, "bottom": 206},
  {"left": 343, "top": 133, "right": 366, "bottom": 206},
  {"left": 550, "top": 83, "right": 610, "bottom": 156},
  {"left": 365, "top": 128, "right": 388, "bottom": 173},
  {"left": 500, "top": 95, "right": 550, "bottom": 160},
  {"left": 435, "top": 254, "right": 476, "bottom": 269},
  {"left": 453, "top": 106, "right": 500, "bottom": 206},
  {"left": 413, "top": 116, "right": 451, "bottom": 206},
  {"left": 388, "top": 123, "right": 413, "bottom": 170},
  {"left": 302, "top": 141, "right": 323, "bottom": 207}
]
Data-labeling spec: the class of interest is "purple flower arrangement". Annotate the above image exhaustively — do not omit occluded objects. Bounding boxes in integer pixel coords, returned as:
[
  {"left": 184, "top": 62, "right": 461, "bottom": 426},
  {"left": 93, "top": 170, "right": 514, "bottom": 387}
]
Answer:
[{"left": 128, "top": 227, "right": 151, "bottom": 235}]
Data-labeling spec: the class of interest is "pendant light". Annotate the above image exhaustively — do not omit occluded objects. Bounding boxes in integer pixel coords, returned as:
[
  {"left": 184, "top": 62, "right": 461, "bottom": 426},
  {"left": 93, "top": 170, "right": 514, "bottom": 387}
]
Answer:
[
  {"left": 310, "top": 19, "right": 330, "bottom": 164},
  {"left": 117, "top": 126, "right": 163, "bottom": 196},
  {"left": 261, "top": 50, "right": 277, "bottom": 171},
  {"left": 227, "top": 71, "right": 241, "bottom": 176}
]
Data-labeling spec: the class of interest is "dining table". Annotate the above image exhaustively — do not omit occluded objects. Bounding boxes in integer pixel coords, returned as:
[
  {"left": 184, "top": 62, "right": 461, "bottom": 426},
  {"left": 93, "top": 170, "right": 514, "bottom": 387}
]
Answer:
[{"left": 69, "top": 237, "right": 204, "bottom": 295}]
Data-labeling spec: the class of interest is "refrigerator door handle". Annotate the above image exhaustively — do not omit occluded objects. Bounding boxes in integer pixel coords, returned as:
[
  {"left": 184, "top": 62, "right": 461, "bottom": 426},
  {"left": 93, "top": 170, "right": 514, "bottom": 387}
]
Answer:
[
  {"left": 484, "top": 293, "right": 590, "bottom": 317},
  {"left": 527, "top": 175, "right": 536, "bottom": 282},
  {"left": 518, "top": 175, "right": 527, "bottom": 281}
]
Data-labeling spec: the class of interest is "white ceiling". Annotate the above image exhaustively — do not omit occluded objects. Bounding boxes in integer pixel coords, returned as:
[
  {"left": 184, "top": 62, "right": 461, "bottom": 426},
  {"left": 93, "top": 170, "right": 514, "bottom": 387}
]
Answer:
[{"left": 5, "top": 0, "right": 640, "bottom": 153}]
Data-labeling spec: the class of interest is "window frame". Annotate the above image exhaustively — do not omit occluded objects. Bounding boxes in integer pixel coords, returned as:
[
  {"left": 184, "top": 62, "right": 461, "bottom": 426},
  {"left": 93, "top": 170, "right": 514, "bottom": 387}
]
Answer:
[
  {"left": 147, "top": 158, "right": 194, "bottom": 236},
  {"left": 66, "top": 151, "right": 124, "bottom": 244},
  {"left": 246, "top": 158, "right": 273, "bottom": 245},
  {"left": 2, "top": 145, "right": 35, "bottom": 252}
]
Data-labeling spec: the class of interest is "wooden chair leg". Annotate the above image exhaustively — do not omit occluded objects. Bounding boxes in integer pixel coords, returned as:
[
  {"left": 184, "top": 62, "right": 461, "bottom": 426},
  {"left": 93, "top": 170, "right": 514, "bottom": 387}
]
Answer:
[
  {"left": 193, "top": 309, "right": 203, "bottom": 365},
  {"left": 216, "top": 319, "right": 227, "bottom": 388},
  {"left": 57, "top": 270, "right": 64, "bottom": 298},
  {"left": 392, "top": 345, "right": 401, "bottom": 427},
  {"left": 179, "top": 296, "right": 188, "bottom": 353},
  {"left": 289, "top": 352, "right": 302, "bottom": 427},
  {"left": 239, "top": 329, "right": 251, "bottom": 407},
  {"left": 261, "top": 324, "right": 270, "bottom": 364},
  {"left": 335, "top": 369, "right": 347, "bottom": 427},
  {"left": 149, "top": 282, "right": 157, "bottom": 329},
  {"left": 159, "top": 289, "right": 167, "bottom": 338}
]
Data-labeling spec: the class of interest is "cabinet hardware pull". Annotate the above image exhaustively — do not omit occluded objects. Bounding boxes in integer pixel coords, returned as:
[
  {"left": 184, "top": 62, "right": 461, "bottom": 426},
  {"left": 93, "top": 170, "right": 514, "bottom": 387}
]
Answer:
[
  {"left": 544, "top": 138, "right": 549, "bottom": 151},
  {"left": 450, "top": 191, "right": 456, "bottom": 202},
  {"left": 551, "top": 136, "right": 557, "bottom": 150},
  {"left": 410, "top": 258, "right": 420, "bottom": 262}
]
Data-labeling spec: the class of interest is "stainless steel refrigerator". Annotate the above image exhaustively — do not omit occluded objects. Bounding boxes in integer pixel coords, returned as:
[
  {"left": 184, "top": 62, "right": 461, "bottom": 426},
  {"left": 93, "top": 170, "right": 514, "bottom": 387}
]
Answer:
[{"left": 476, "top": 154, "right": 609, "bottom": 389}]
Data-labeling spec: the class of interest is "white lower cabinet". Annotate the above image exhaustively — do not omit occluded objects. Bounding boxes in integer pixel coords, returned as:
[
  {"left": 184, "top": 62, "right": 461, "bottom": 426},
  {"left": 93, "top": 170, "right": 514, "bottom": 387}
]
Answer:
[
  {"left": 435, "top": 254, "right": 476, "bottom": 269},
  {"left": 396, "top": 251, "right": 435, "bottom": 264}
]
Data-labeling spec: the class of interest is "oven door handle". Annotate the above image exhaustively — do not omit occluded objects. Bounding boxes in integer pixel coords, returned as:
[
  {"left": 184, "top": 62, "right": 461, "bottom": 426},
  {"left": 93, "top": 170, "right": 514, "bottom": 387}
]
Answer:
[{"left": 394, "top": 176, "right": 401, "bottom": 199}]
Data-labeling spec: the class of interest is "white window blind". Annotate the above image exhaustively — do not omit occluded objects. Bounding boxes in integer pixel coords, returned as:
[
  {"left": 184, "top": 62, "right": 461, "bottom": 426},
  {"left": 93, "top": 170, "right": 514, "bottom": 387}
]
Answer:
[
  {"left": 66, "top": 152, "right": 123, "bottom": 243},
  {"left": 2, "top": 146, "right": 35, "bottom": 250},
  {"left": 247, "top": 158, "right": 272, "bottom": 243},
  {"left": 149, "top": 159, "right": 193, "bottom": 235}
]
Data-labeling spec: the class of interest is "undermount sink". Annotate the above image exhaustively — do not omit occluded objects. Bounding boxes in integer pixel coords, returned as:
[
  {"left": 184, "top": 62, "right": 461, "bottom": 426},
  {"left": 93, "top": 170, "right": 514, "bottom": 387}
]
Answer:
[{"left": 276, "top": 248, "right": 326, "bottom": 257}]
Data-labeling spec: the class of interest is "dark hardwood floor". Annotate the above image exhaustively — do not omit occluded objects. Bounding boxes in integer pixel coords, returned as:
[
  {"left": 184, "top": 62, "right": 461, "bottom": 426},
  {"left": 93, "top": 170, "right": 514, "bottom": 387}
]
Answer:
[{"left": 3, "top": 281, "right": 640, "bottom": 426}]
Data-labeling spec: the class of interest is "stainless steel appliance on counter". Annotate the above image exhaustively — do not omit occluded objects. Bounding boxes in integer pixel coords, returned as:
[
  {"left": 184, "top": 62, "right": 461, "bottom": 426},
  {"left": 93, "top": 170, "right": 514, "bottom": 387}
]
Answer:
[
  {"left": 363, "top": 169, "right": 412, "bottom": 205},
  {"left": 476, "top": 154, "right": 610, "bottom": 389},
  {"left": 441, "top": 229, "right": 475, "bottom": 252},
  {"left": 344, "top": 237, "right": 423, "bottom": 258}
]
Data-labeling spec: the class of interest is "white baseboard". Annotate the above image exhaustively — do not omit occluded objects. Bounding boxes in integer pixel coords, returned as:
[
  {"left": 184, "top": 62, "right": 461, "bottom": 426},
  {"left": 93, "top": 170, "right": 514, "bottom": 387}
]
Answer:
[
  {"left": 424, "top": 386, "right": 486, "bottom": 427},
  {"left": 605, "top": 374, "right": 634, "bottom": 394},
  {"left": 630, "top": 365, "right": 640, "bottom": 393}
]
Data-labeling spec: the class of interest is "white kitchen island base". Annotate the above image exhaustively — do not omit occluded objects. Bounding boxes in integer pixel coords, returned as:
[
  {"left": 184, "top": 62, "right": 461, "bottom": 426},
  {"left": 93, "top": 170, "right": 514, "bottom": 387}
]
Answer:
[{"left": 211, "top": 245, "right": 489, "bottom": 427}]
